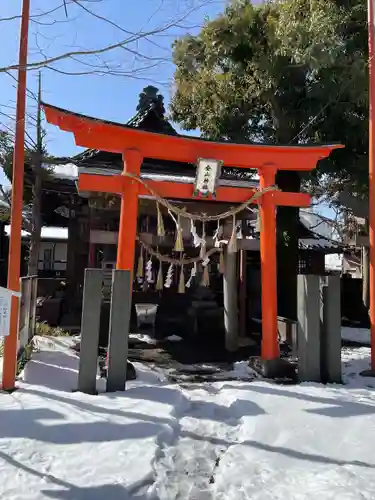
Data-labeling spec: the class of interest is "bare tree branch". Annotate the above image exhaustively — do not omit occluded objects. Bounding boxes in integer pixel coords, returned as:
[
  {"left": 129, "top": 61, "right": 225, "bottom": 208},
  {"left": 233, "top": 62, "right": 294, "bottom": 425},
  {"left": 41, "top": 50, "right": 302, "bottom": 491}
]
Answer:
[{"left": 0, "top": 0, "right": 216, "bottom": 74}]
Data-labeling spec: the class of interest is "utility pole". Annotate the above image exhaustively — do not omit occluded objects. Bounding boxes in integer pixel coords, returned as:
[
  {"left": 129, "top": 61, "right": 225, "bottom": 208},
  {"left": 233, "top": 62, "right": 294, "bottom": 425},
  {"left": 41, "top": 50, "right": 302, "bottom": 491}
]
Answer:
[
  {"left": 368, "top": 0, "right": 375, "bottom": 370},
  {"left": 2, "top": 0, "right": 30, "bottom": 391},
  {"left": 28, "top": 72, "right": 43, "bottom": 277}
]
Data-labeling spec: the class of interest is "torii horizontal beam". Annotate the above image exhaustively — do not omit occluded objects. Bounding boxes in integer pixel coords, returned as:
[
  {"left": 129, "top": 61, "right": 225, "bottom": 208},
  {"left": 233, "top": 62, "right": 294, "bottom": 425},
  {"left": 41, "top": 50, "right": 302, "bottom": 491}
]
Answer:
[{"left": 78, "top": 173, "right": 311, "bottom": 207}]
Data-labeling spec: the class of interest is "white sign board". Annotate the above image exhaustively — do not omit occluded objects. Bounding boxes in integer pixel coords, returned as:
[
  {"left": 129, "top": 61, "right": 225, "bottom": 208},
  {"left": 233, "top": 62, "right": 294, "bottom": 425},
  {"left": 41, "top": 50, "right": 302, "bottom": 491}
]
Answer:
[
  {"left": 0, "top": 287, "right": 21, "bottom": 338},
  {"left": 194, "top": 158, "right": 222, "bottom": 198}
]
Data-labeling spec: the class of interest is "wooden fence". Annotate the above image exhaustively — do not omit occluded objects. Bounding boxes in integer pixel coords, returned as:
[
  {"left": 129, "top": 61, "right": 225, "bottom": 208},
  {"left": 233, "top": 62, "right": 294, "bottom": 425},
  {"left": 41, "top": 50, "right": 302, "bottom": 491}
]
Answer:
[{"left": 18, "top": 276, "right": 38, "bottom": 355}]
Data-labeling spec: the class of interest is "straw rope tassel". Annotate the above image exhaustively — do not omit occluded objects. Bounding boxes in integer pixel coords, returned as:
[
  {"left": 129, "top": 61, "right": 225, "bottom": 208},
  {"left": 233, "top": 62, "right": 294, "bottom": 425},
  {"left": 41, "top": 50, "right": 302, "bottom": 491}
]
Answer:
[
  {"left": 200, "top": 221, "right": 206, "bottom": 259},
  {"left": 156, "top": 202, "right": 165, "bottom": 239},
  {"left": 174, "top": 213, "right": 184, "bottom": 252},
  {"left": 214, "top": 219, "right": 222, "bottom": 248},
  {"left": 178, "top": 265, "right": 185, "bottom": 294},
  {"left": 228, "top": 214, "right": 237, "bottom": 253},
  {"left": 156, "top": 261, "right": 163, "bottom": 290},
  {"left": 136, "top": 247, "right": 144, "bottom": 278}
]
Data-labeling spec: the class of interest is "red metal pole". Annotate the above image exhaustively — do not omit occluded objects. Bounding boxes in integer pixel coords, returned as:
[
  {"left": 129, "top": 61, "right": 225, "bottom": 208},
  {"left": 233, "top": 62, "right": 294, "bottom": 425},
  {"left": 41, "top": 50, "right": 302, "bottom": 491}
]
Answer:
[
  {"left": 368, "top": 0, "right": 375, "bottom": 370},
  {"left": 2, "top": 0, "right": 30, "bottom": 391}
]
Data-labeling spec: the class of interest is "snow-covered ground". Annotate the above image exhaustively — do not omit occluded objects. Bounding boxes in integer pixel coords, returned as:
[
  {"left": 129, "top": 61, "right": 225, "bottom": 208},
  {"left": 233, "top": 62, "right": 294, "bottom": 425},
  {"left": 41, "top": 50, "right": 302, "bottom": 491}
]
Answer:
[{"left": 1, "top": 336, "right": 375, "bottom": 499}]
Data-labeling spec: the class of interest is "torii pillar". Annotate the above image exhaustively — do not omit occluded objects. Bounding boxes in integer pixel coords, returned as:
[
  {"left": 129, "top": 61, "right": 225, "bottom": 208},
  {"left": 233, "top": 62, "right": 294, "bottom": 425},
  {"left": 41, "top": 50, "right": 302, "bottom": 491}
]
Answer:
[{"left": 40, "top": 103, "right": 342, "bottom": 364}]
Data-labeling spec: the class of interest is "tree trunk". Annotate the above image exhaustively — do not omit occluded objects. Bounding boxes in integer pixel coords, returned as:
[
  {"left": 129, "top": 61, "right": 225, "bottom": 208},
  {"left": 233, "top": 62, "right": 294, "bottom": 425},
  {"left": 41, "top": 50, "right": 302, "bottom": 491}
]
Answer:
[{"left": 276, "top": 171, "right": 301, "bottom": 321}]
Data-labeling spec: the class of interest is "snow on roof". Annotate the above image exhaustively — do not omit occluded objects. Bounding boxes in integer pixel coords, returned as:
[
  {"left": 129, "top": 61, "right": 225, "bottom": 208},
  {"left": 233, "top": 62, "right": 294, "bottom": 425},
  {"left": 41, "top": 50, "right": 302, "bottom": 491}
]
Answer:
[
  {"left": 4, "top": 226, "right": 68, "bottom": 240},
  {"left": 78, "top": 167, "right": 259, "bottom": 189},
  {"left": 325, "top": 253, "right": 343, "bottom": 271},
  {"left": 300, "top": 209, "right": 338, "bottom": 240},
  {"left": 299, "top": 238, "right": 342, "bottom": 251},
  {"left": 43, "top": 163, "right": 78, "bottom": 181},
  {"left": 41, "top": 161, "right": 260, "bottom": 187}
]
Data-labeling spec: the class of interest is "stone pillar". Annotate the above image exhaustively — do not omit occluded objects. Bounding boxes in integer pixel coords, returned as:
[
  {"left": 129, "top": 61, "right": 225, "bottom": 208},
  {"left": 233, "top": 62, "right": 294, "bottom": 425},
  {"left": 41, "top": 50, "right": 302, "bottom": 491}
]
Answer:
[
  {"left": 78, "top": 269, "right": 102, "bottom": 394},
  {"left": 106, "top": 269, "right": 132, "bottom": 392},
  {"left": 321, "top": 275, "right": 342, "bottom": 383},
  {"left": 223, "top": 247, "right": 239, "bottom": 352},
  {"left": 297, "top": 274, "right": 321, "bottom": 382}
]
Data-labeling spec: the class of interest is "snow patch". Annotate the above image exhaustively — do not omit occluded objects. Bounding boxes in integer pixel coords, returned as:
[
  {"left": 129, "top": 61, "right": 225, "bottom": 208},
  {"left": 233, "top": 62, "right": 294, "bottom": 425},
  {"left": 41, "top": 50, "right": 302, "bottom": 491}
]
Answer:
[
  {"left": 4, "top": 226, "right": 68, "bottom": 240},
  {"left": 129, "top": 333, "right": 157, "bottom": 345},
  {"left": 342, "top": 327, "right": 370, "bottom": 345},
  {"left": 44, "top": 163, "right": 78, "bottom": 180},
  {"left": 166, "top": 335, "right": 182, "bottom": 342}
]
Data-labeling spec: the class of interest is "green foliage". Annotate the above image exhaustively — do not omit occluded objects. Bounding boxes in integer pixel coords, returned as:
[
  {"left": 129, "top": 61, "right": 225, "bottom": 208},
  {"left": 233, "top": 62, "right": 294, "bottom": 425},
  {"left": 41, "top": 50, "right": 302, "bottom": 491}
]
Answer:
[
  {"left": 0, "top": 131, "right": 14, "bottom": 181},
  {"left": 171, "top": 0, "right": 368, "bottom": 194},
  {"left": 35, "top": 321, "right": 70, "bottom": 337},
  {"left": 0, "top": 128, "right": 54, "bottom": 207},
  {"left": 17, "top": 341, "right": 34, "bottom": 376}
]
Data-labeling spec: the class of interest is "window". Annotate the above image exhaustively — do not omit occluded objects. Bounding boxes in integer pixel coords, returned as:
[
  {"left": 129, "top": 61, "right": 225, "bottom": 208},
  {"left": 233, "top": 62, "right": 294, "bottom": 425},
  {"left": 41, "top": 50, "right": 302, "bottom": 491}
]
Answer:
[{"left": 43, "top": 248, "right": 53, "bottom": 271}]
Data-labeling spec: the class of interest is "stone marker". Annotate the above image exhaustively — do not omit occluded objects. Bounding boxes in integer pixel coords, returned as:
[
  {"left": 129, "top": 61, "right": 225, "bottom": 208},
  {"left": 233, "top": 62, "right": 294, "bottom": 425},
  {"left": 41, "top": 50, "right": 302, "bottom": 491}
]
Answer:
[
  {"left": 78, "top": 269, "right": 102, "bottom": 394},
  {"left": 107, "top": 269, "right": 132, "bottom": 392}
]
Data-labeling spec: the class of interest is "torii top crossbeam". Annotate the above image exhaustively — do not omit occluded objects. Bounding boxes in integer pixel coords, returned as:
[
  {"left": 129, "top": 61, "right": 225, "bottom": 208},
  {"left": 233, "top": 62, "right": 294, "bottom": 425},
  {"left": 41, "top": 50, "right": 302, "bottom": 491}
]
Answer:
[{"left": 42, "top": 102, "right": 342, "bottom": 362}]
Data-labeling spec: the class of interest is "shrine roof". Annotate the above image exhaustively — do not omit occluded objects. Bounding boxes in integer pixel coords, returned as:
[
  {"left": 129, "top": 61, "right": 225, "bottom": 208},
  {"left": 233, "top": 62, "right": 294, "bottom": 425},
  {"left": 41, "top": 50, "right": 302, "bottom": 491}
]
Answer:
[
  {"left": 46, "top": 101, "right": 341, "bottom": 150},
  {"left": 73, "top": 86, "right": 177, "bottom": 166},
  {"left": 42, "top": 101, "right": 343, "bottom": 172}
]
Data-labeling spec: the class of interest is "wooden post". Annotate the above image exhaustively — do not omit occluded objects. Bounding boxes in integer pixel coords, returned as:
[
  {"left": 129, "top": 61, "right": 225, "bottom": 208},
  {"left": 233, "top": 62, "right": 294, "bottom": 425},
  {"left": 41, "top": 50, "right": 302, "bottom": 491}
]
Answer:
[
  {"left": 29, "top": 276, "right": 38, "bottom": 340},
  {"left": 88, "top": 244, "right": 95, "bottom": 267},
  {"left": 88, "top": 208, "right": 95, "bottom": 267},
  {"left": 259, "top": 167, "right": 279, "bottom": 360},
  {"left": 223, "top": 247, "right": 239, "bottom": 352},
  {"left": 117, "top": 150, "right": 142, "bottom": 272},
  {"left": 239, "top": 247, "right": 247, "bottom": 338}
]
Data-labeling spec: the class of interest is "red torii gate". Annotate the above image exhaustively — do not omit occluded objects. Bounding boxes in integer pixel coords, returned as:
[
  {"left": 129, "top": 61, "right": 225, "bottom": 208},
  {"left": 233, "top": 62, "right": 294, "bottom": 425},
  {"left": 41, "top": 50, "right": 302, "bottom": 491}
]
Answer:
[{"left": 43, "top": 103, "right": 342, "bottom": 362}]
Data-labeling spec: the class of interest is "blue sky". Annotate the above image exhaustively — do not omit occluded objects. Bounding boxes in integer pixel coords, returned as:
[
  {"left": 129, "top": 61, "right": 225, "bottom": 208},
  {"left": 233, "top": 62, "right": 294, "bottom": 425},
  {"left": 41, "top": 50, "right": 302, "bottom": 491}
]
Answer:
[
  {"left": 0, "top": 0, "right": 334, "bottom": 219},
  {"left": 0, "top": 0, "right": 226, "bottom": 184}
]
